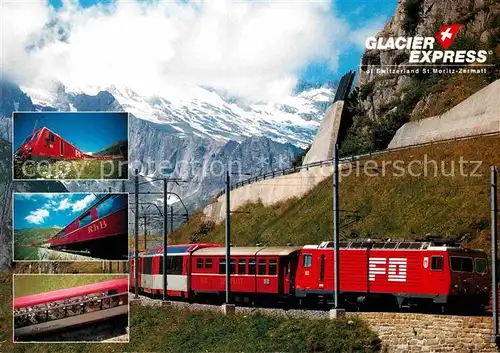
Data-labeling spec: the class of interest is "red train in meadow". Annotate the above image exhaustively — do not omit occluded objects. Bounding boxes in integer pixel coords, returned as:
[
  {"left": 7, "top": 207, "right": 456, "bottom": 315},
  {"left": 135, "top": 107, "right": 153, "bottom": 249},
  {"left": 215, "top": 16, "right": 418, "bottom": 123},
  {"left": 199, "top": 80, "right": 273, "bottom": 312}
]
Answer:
[
  {"left": 47, "top": 194, "right": 128, "bottom": 260},
  {"left": 15, "top": 127, "right": 123, "bottom": 162},
  {"left": 130, "top": 238, "right": 491, "bottom": 313},
  {"left": 14, "top": 278, "right": 128, "bottom": 339}
]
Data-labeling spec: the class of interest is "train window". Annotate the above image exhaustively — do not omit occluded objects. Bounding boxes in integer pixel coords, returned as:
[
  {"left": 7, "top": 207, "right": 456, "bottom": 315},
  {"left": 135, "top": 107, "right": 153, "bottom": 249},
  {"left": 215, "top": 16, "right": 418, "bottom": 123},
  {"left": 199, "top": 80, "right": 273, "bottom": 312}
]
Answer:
[
  {"left": 48, "top": 133, "right": 55, "bottom": 143},
  {"left": 450, "top": 257, "right": 474, "bottom": 273},
  {"left": 205, "top": 259, "right": 213, "bottom": 269},
  {"left": 96, "top": 195, "right": 124, "bottom": 218},
  {"left": 230, "top": 260, "right": 236, "bottom": 274},
  {"left": 79, "top": 213, "right": 92, "bottom": 228},
  {"left": 160, "top": 256, "right": 183, "bottom": 275},
  {"left": 431, "top": 256, "right": 443, "bottom": 270},
  {"left": 168, "top": 257, "right": 183, "bottom": 275},
  {"left": 238, "top": 260, "right": 246, "bottom": 274},
  {"left": 196, "top": 258, "right": 203, "bottom": 269},
  {"left": 59, "top": 230, "right": 65, "bottom": 238},
  {"left": 144, "top": 257, "right": 153, "bottom": 274},
  {"left": 248, "top": 260, "right": 256, "bottom": 275},
  {"left": 319, "top": 255, "right": 326, "bottom": 281},
  {"left": 219, "top": 260, "right": 226, "bottom": 274},
  {"left": 258, "top": 259, "right": 266, "bottom": 275},
  {"left": 475, "top": 258, "right": 488, "bottom": 274},
  {"left": 269, "top": 259, "right": 277, "bottom": 276},
  {"left": 302, "top": 254, "right": 312, "bottom": 268}
]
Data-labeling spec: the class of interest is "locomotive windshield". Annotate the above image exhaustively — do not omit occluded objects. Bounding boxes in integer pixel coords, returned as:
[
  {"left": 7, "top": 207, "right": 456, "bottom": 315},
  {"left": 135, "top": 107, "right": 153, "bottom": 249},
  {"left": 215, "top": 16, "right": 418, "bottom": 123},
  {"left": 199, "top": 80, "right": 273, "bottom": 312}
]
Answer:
[
  {"left": 23, "top": 131, "right": 40, "bottom": 144},
  {"left": 450, "top": 256, "right": 474, "bottom": 272}
]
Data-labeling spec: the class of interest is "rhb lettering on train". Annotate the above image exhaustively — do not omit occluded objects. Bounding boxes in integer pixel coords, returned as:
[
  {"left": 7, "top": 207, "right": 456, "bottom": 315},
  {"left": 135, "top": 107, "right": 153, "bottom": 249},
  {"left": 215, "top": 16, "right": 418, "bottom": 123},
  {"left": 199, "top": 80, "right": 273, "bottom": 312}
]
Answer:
[
  {"left": 365, "top": 24, "right": 489, "bottom": 64},
  {"left": 87, "top": 219, "right": 108, "bottom": 233},
  {"left": 369, "top": 257, "right": 407, "bottom": 282}
]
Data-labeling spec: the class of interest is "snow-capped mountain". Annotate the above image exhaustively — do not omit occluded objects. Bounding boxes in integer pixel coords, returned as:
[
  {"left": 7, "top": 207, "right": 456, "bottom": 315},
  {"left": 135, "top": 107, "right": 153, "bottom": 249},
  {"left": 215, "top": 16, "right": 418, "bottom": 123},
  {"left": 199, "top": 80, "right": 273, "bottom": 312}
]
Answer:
[
  {"left": 24, "top": 82, "right": 334, "bottom": 148},
  {"left": 0, "top": 79, "right": 334, "bottom": 234}
]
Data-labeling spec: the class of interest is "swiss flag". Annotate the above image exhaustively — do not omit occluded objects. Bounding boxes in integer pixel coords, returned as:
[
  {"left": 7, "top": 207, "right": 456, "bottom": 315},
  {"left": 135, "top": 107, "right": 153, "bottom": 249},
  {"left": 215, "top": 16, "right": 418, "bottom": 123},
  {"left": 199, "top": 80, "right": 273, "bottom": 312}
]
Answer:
[{"left": 435, "top": 24, "right": 462, "bottom": 50}]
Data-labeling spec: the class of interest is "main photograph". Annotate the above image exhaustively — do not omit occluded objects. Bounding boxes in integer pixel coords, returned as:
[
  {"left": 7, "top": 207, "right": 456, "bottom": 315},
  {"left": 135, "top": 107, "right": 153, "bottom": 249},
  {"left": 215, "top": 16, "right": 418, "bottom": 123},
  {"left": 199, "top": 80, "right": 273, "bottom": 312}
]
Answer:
[{"left": 0, "top": 0, "right": 499, "bottom": 352}]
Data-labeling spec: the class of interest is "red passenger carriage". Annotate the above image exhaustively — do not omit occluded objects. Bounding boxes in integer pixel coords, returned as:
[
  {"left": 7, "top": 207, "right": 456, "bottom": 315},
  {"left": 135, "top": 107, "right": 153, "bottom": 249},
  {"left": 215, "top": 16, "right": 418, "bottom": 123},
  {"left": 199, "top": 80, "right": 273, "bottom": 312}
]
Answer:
[
  {"left": 190, "top": 246, "right": 301, "bottom": 304},
  {"left": 48, "top": 194, "right": 128, "bottom": 259},
  {"left": 129, "top": 243, "right": 222, "bottom": 298}
]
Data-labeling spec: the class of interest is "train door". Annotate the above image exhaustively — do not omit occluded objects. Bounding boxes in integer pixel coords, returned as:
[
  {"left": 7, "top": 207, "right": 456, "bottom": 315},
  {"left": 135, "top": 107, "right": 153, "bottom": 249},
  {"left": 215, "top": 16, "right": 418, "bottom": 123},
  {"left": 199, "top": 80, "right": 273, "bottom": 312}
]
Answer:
[
  {"left": 423, "top": 254, "right": 448, "bottom": 295},
  {"left": 280, "top": 255, "right": 297, "bottom": 295},
  {"left": 60, "top": 139, "right": 64, "bottom": 157}
]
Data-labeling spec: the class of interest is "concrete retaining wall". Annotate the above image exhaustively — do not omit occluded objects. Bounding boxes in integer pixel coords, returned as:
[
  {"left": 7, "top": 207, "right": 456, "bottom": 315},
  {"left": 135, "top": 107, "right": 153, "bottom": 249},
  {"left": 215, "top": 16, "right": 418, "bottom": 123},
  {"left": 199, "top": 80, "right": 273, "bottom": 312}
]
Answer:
[
  {"left": 357, "top": 313, "right": 498, "bottom": 352},
  {"left": 302, "top": 100, "right": 344, "bottom": 165},
  {"left": 203, "top": 164, "right": 334, "bottom": 223},
  {"left": 389, "top": 79, "right": 500, "bottom": 149}
]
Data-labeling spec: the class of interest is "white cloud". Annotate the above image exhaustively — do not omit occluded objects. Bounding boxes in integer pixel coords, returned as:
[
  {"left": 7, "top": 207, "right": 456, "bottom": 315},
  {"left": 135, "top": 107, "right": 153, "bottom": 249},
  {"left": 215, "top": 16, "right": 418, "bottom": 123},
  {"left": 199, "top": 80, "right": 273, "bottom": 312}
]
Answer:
[
  {"left": 25, "top": 208, "right": 50, "bottom": 225},
  {"left": 1, "top": 0, "right": 382, "bottom": 102},
  {"left": 71, "top": 194, "right": 97, "bottom": 213},
  {"left": 56, "top": 198, "right": 72, "bottom": 211}
]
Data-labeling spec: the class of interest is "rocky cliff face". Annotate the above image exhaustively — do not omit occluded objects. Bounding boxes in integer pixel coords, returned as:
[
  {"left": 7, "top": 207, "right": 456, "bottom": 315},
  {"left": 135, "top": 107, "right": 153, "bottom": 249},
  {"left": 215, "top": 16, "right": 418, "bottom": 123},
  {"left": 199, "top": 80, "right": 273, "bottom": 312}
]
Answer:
[
  {"left": 129, "top": 116, "right": 302, "bottom": 211},
  {"left": 341, "top": 0, "right": 500, "bottom": 156}
]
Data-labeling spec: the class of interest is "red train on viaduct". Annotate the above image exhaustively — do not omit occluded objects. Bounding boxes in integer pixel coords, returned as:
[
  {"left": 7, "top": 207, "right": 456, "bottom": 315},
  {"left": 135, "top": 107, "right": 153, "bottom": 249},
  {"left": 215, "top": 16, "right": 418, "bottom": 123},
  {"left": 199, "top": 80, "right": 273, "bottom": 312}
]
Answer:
[
  {"left": 130, "top": 239, "right": 491, "bottom": 312},
  {"left": 46, "top": 194, "right": 128, "bottom": 260},
  {"left": 15, "top": 127, "right": 123, "bottom": 162}
]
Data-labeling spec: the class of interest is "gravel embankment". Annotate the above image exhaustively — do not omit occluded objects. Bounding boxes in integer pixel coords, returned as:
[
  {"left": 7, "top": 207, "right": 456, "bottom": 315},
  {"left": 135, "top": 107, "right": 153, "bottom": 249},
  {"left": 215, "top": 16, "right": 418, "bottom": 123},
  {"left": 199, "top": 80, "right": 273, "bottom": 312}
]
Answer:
[{"left": 129, "top": 293, "right": 349, "bottom": 320}]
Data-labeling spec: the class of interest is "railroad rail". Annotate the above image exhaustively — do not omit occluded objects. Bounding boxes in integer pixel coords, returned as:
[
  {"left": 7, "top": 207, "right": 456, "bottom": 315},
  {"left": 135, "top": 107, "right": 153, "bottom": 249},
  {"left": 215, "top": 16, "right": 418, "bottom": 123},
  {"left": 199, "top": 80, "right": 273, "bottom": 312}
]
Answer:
[{"left": 213, "top": 131, "right": 500, "bottom": 200}]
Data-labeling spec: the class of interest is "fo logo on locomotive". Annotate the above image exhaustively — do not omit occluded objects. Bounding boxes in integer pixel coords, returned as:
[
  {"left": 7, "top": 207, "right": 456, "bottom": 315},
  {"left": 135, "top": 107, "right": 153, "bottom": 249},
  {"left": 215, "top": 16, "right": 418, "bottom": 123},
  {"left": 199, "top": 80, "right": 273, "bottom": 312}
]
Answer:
[{"left": 369, "top": 258, "right": 407, "bottom": 282}]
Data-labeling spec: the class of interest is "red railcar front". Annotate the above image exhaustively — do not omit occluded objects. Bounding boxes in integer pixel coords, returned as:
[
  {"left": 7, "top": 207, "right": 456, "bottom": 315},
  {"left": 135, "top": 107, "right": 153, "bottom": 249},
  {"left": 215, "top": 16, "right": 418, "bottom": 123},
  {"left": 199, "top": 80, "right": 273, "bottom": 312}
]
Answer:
[{"left": 294, "top": 240, "right": 491, "bottom": 311}]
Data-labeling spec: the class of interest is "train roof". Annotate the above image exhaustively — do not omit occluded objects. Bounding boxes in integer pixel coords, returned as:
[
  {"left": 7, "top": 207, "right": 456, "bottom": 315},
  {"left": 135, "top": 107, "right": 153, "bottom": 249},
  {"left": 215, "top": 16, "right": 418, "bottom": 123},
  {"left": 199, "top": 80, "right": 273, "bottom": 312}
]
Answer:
[
  {"left": 192, "top": 246, "right": 302, "bottom": 257},
  {"left": 13, "top": 277, "right": 128, "bottom": 309},
  {"left": 302, "top": 239, "right": 486, "bottom": 253},
  {"left": 140, "top": 243, "right": 223, "bottom": 256}
]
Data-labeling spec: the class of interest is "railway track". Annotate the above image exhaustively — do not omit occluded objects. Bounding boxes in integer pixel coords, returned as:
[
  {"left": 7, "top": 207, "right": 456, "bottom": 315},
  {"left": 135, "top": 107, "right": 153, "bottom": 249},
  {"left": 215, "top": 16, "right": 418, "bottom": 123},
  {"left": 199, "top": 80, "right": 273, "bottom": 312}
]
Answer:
[{"left": 129, "top": 293, "right": 491, "bottom": 319}]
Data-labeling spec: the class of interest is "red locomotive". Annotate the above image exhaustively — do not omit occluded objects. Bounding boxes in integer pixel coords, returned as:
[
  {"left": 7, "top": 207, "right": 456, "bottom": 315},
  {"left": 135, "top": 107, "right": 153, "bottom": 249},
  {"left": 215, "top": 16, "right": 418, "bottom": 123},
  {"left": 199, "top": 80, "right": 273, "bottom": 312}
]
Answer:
[
  {"left": 295, "top": 240, "right": 490, "bottom": 311},
  {"left": 130, "top": 239, "right": 491, "bottom": 312},
  {"left": 14, "top": 277, "right": 128, "bottom": 339},
  {"left": 15, "top": 127, "right": 123, "bottom": 162},
  {"left": 48, "top": 194, "right": 128, "bottom": 260}
]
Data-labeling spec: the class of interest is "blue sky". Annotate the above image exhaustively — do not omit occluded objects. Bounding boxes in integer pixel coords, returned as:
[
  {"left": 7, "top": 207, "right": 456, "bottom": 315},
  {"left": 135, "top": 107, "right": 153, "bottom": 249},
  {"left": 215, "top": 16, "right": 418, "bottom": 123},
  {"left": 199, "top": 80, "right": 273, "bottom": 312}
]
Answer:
[
  {"left": 14, "top": 193, "right": 108, "bottom": 229},
  {"left": 13, "top": 112, "right": 128, "bottom": 153}
]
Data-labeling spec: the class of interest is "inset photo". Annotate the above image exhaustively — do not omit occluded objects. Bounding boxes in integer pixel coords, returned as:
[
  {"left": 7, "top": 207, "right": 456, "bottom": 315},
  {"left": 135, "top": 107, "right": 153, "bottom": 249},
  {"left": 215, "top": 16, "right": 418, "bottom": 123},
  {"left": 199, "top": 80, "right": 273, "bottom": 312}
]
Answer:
[
  {"left": 14, "top": 193, "right": 129, "bottom": 261},
  {"left": 13, "top": 274, "right": 129, "bottom": 342},
  {"left": 13, "top": 112, "right": 128, "bottom": 180}
]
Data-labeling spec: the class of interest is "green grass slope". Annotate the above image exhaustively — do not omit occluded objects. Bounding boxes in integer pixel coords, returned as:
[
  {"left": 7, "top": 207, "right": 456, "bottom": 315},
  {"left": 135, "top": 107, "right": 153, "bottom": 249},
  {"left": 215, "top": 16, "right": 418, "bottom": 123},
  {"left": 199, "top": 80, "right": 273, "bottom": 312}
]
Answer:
[
  {"left": 171, "top": 135, "right": 500, "bottom": 251},
  {"left": 14, "top": 228, "right": 59, "bottom": 260},
  {"left": 93, "top": 140, "right": 128, "bottom": 158},
  {"left": 0, "top": 271, "right": 380, "bottom": 353}
]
